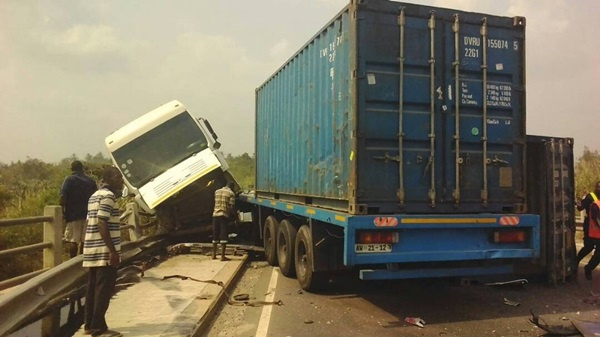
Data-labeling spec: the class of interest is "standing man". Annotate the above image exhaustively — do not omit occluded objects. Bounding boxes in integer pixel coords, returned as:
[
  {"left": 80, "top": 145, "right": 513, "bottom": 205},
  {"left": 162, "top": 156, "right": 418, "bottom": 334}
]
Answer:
[
  {"left": 60, "top": 160, "right": 97, "bottom": 257},
  {"left": 212, "top": 181, "right": 236, "bottom": 261},
  {"left": 83, "top": 166, "right": 124, "bottom": 337},
  {"left": 576, "top": 181, "right": 600, "bottom": 264},
  {"left": 583, "top": 192, "right": 600, "bottom": 280}
]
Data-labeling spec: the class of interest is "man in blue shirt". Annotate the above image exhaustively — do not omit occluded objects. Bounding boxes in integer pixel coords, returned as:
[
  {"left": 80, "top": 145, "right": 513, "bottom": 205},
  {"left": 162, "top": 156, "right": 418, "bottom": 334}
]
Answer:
[{"left": 60, "top": 160, "right": 97, "bottom": 257}]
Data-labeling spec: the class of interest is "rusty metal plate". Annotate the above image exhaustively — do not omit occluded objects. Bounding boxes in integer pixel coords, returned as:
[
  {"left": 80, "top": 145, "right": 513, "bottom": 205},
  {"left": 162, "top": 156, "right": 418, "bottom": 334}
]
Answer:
[{"left": 499, "top": 167, "right": 513, "bottom": 188}]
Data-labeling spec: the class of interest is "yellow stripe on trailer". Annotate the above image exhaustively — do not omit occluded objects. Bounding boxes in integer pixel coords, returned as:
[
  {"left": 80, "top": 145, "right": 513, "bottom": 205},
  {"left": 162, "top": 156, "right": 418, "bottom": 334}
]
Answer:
[
  {"left": 335, "top": 215, "right": 346, "bottom": 222},
  {"left": 401, "top": 218, "right": 497, "bottom": 224}
]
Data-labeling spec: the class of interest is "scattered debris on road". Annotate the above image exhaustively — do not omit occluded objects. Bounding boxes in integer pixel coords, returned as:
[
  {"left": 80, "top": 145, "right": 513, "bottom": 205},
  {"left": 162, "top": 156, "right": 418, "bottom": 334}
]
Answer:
[
  {"left": 503, "top": 297, "right": 520, "bottom": 306},
  {"left": 572, "top": 320, "right": 600, "bottom": 337},
  {"left": 485, "top": 278, "right": 528, "bottom": 287},
  {"left": 405, "top": 317, "right": 426, "bottom": 328},
  {"left": 529, "top": 310, "right": 579, "bottom": 336},
  {"left": 583, "top": 291, "right": 600, "bottom": 306}
]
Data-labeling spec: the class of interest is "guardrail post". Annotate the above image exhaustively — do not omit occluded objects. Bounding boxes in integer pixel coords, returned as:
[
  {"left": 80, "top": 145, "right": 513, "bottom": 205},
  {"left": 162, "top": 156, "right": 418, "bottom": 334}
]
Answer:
[
  {"left": 127, "top": 202, "right": 142, "bottom": 241},
  {"left": 43, "top": 206, "right": 63, "bottom": 269},
  {"left": 42, "top": 206, "right": 63, "bottom": 337}
]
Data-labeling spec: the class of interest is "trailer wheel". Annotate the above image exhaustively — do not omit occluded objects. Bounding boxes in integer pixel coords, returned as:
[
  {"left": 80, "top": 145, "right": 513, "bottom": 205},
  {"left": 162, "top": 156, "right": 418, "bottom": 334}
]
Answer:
[
  {"left": 277, "top": 220, "right": 297, "bottom": 277},
  {"left": 295, "top": 225, "right": 326, "bottom": 291},
  {"left": 264, "top": 216, "right": 279, "bottom": 266}
]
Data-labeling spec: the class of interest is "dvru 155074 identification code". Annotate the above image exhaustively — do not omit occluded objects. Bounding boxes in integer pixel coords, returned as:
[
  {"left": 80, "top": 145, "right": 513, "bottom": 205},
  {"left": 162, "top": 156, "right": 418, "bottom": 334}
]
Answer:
[{"left": 355, "top": 244, "right": 392, "bottom": 253}]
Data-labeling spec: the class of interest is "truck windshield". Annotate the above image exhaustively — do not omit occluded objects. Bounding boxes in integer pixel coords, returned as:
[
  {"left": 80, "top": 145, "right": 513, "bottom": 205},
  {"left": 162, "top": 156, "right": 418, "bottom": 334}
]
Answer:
[{"left": 112, "top": 112, "right": 209, "bottom": 187}]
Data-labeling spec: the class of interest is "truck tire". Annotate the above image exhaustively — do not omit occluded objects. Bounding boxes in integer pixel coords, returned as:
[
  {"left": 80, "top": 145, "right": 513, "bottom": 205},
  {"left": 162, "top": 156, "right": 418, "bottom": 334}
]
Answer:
[
  {"left": 264, "top": 216, "right": 279, "bottom": 266},
  {"left": 277, "top": 220, "right": 297, "bottom": 277},
  {"left": 295, "top": 225, "right": 326, "bottom": 291}
]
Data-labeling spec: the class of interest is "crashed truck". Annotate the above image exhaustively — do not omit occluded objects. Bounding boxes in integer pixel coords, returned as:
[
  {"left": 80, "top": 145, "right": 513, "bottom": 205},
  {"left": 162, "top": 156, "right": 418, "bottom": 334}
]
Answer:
[
  {"left": 235, "top": 0, "right": 577, "bottom": 291},
  {"left": 105, "top": 100, "right": 239, "bottom": 232},
  {"left": 105, "top": 0, "right": 578, "bottom": 292}
]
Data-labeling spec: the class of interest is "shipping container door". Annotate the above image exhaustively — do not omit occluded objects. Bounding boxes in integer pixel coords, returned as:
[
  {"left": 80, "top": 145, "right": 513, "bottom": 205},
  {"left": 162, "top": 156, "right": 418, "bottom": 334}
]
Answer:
[
  {"left": 526, "top": 136, "right": 576, "bottom": 283},
  {"left": 358, "top": 6, "right": 445, "bottom": 213},
  {"left": 357, "top": 1, "right": 526, "bottom": 214},
  {"left": 443, "top": 12, "right": 526, "bottom": 213}
]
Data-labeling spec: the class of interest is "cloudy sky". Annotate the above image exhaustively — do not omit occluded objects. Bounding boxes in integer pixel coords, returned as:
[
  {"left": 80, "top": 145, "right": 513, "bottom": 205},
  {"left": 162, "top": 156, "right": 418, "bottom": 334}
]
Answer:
[{"left": 1, "top": 0, "right": 598, "bottom": 164}]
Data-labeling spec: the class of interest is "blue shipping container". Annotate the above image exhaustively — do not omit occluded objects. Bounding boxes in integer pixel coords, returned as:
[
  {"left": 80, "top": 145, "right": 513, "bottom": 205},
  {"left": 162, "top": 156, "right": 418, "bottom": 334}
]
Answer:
[{"left": 256, "top": 0, "right": 526, "bottom": 215}]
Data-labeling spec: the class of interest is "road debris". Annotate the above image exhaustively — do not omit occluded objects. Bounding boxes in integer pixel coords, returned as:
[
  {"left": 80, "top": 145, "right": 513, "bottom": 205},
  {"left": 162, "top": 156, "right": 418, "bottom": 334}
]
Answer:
[
  {"left": 162, "top": 274, "right": 283, "bottom": 307},
  {"left": 233, "top": 294, "right": 250, "bottom": 301},
  {"left": 405, "top": 317, "right": 426, "bottom": 328},
  {"left": 503, "top": 298, "right": 520, "bottom": 307},
  {"left": 304, "top": 319, "right": 314, "bottom": 324},
  {"left": 583, "top": 290, "right": 600, "bottom": 306},
  {"left": 485, "top": 278, "right": 528, "bottom": 287},
  {"left": 529, "top": 310, "right": 579, "bottom": 336},
  {"left": 571, "top": 320, "right": 600, "bottom": 337}
]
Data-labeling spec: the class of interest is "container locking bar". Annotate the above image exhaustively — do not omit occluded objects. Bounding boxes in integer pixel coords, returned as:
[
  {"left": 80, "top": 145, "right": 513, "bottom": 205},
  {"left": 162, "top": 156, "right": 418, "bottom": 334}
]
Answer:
[
  {"left": 480, "top": 17, "right": 489, "bottom": 207},
  {"left": 559, "top": 140, "right": 566, "bottom": 283},
  {"left": 452, "top": 14, "right": 461, "bottom": 205},
  {"left": 428, "top": 11, "right": 436, "bottom": 207},
  {"left": 550, "top": 140, "right": 558, "bottom": 284},
  {"left": 397, "top": 8, "right": 406, "bottom": 207}
]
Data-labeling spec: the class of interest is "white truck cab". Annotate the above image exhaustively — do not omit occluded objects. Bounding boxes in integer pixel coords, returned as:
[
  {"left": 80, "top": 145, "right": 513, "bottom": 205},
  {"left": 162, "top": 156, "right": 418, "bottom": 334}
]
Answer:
[{"left": 106, "top": 101, "right": 232, "bottom": 221}]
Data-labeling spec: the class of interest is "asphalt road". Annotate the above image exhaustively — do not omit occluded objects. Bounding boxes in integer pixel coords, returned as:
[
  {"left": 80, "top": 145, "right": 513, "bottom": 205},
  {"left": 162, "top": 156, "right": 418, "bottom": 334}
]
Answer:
[{"left": 202, "top": 258, "right": 600, "bottom": 337}]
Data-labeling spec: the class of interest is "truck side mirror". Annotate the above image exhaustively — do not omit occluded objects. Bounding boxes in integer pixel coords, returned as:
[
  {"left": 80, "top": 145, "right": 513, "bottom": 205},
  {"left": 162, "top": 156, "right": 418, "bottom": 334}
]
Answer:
[
  {"left": 200, "top": 118, "right": 219, "bottom": 141},
  {"left": 213, "top": 141, "right": 221, "bottom": 150}
]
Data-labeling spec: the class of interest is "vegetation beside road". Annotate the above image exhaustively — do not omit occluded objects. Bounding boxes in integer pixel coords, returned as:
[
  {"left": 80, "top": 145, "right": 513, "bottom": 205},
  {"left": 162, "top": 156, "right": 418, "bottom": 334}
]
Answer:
[
  {"left": 575, "top": 147, "right": 600, "bottom": 198},
  {"left": 0, "top": 152, "right": 254, "bottom": 282}
]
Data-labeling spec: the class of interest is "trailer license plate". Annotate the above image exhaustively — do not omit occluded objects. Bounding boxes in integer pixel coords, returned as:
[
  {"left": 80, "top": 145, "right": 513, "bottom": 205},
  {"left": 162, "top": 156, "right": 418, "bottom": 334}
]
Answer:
[{"left": 355, "top": 244, "right": 392, "bottom": 253}]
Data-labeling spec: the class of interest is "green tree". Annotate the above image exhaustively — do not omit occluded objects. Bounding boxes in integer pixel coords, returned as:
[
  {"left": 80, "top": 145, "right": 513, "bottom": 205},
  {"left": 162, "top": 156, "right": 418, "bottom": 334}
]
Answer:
[
  {"left": 0, "top": 154, "right": 111, "bottom": 281},
  {"left": 575, "top": 147, "right": 600, "bottom": 198},
  {"left": 225, "top": 153, "right": 255, "bottom": 190}
]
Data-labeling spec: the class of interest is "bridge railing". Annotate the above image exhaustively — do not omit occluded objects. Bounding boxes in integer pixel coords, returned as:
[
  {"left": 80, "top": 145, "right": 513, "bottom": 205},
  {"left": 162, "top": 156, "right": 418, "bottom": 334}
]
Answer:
[
  {"left": 0, "top": 233, "right": 166, "bottom": 337},
  {"left": 0, "top": 203, "right": 156, "bottom": 292},
  {"left": 0, "top": 206, "right": 63, "bottom": 291},
  {"left": 0, "top": 202, "right": 160, "bottom": 337}
]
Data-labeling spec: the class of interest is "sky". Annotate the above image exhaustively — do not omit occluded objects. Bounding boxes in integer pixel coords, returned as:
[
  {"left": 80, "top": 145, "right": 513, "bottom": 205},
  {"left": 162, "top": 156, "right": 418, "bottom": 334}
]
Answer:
[{"left": 0, "top": 0, "right": 598, "bottom": 164}]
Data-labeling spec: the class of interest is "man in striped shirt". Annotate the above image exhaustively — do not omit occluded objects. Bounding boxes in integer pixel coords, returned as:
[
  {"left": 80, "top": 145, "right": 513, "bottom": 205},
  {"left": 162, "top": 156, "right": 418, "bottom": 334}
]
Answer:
[{"left": 83, "top": 166, "right": 124, "bottom": 337}]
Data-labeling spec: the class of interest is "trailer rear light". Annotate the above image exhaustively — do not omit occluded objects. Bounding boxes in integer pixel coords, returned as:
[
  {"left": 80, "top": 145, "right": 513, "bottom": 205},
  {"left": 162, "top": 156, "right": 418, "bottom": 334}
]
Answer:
[
  {"left": 493, "top": 231, "right": 527, "bottom": 243},
  {"left": 358, "top": 231, "right": 399, "bottom": 244}
]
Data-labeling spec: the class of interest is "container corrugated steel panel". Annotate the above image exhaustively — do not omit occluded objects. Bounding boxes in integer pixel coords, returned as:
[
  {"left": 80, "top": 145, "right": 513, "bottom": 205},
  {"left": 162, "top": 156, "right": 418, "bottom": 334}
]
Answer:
[
  {"left": 525, "top": 135, "right": 576, "bottom": 283},
  {"left": 256, "top": 0, "right": 526, "bottom": 215}
]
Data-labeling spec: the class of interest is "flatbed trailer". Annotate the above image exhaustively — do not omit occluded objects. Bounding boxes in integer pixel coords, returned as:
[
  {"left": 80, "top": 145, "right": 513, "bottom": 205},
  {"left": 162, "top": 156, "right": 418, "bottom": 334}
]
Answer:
[{"left": 238, "top": 194, "right": 540, "bottom": 290}]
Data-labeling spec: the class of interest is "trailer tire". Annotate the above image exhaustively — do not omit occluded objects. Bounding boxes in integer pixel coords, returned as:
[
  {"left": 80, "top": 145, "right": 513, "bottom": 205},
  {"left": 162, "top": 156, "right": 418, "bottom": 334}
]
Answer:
[
  {"left": 295, "top": 225, "right": 326, "bottom": 291},
  {"left": 264, "top": 216, "right": 279, "bottom": 266},
  {"left": 277, "top": 220, "right": 297, "bottom": 277}
]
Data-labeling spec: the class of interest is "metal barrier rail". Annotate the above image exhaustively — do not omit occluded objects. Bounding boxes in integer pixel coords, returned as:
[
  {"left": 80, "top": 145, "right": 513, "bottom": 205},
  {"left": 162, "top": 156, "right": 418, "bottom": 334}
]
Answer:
[
  {"left": 0, "top": 206, "right": 63, "bottom": 291},
  {"left": 0, "top": 234, "right": 167, "bottom": 337},
  {"left": 0, "top": 216, "right": 53, "bottom": 228},
  {"left": 0, "top": 202, "right": 159, "bottom": 336},
  {"left": 0, "top": 202, "right": 157, "bottom": 292}
]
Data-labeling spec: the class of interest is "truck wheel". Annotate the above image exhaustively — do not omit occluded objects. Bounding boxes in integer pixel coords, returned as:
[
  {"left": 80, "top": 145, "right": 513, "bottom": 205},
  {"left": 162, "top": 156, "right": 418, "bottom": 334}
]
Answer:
[
  {"left": 277, "top": 220, "right": 297, "bottom": 277},
  {"left": 264, "top": 216, "right": 279, "bottom": 266},
  {"left": 295, "top": 225, "right": 326, "bottom": 291}
]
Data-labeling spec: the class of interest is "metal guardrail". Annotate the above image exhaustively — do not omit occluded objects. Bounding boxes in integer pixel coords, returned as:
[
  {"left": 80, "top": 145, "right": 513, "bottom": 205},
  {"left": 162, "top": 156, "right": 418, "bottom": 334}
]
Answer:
[
  {"left": 0, "top": 234, "right": 167, "bottom": 337},
  {"left": 0, "top": 206, "right": 63, "bottom": 291},
  {"left": 0, "top": 203, "right": 157, "bottom": 292},
  {"left": 0, "top": 202, "right": 159, "bottom": 336}
]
